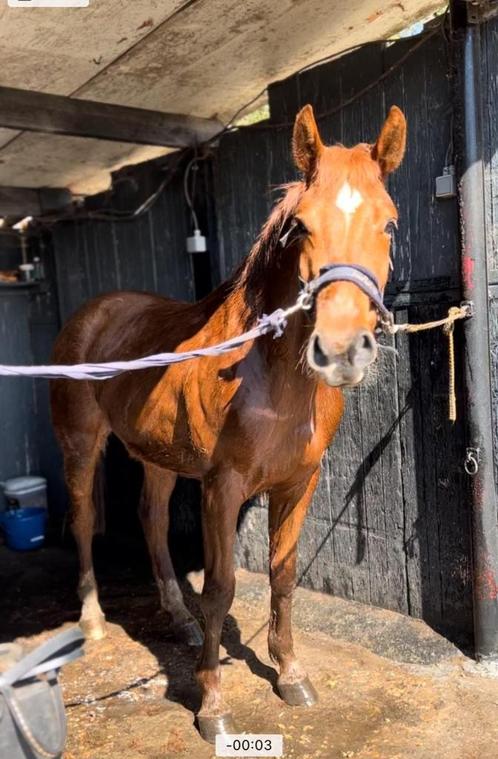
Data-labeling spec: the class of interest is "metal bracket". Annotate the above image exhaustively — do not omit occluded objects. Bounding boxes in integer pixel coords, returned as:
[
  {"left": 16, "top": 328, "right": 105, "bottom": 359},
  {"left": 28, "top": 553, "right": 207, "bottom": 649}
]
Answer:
[
  {"left": 464, "top": 0, "right": 498, "bottom": 24},
  {"left": 461, "top": 299, "right": 475, "bottom": 318}
]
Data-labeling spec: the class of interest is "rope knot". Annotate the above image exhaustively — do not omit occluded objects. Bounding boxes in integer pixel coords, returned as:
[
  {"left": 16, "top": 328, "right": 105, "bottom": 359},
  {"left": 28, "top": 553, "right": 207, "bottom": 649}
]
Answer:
[
  {"left": 259, "top": 309, "right": 288, "bottom": 338},
  {"left": 443, "top": 306, "right": 463, "bottom": 335}
]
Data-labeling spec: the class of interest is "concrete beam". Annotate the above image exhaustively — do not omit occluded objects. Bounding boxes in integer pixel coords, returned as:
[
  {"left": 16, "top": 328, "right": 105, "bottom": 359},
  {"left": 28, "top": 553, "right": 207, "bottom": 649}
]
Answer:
[{"left": 0, "top": 86, "right": 222, "bottom": 148}]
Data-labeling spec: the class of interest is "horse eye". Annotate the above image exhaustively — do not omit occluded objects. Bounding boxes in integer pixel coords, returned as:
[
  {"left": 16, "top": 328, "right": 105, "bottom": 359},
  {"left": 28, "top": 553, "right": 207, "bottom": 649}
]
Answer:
[
  {"left": 385, "top": 220, "right": 397, "bottom": 236},
  {"left": 295, "top": 218, "right": 310, "bottom": 237}
]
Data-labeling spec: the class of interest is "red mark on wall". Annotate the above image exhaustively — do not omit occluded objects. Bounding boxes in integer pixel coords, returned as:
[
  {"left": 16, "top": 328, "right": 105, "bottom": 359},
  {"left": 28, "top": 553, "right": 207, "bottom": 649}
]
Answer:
[
  {"left": 475, "top": 567, "right": 498, "bottom": 601},
  {"left": 463, "top": 256, "right": 475, "bottom": 292}
]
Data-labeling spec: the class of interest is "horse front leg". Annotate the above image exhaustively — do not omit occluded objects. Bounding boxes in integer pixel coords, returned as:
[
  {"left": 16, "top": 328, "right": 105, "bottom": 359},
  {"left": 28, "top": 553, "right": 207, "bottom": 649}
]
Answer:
[
  {"left": 268, "top": 470, "right": 320, "bottom": 706},
  {"left": 196, "top": 470, "right": 243, "bottom": 743}
]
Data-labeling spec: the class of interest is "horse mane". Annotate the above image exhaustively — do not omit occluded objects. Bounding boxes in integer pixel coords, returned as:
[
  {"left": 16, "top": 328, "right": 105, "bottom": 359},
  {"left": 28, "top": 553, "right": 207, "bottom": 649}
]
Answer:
[{"left": 234, "top": 182, "right": 305, "bottom": 313}]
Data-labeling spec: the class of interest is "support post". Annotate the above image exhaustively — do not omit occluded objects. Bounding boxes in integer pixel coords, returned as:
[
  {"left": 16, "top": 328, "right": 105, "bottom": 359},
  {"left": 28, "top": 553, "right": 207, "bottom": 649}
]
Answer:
[{"left": 458, "top": 7, "right": 498, "bottom": 659}]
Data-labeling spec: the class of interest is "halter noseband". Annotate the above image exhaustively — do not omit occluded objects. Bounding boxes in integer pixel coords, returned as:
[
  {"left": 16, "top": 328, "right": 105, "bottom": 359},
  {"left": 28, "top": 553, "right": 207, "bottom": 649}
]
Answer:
[
  {"left": 301, "top": 263, "right": 393, "bottom": 330},
  {"left": 279, "top": 219, "right": 393, "bottom": 331}
]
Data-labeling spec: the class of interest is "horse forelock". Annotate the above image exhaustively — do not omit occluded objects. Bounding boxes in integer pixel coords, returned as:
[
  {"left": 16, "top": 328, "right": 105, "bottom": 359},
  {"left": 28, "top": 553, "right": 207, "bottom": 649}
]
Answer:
[{"left": 316, "top": 143, "right": 382, "bottom": 189}]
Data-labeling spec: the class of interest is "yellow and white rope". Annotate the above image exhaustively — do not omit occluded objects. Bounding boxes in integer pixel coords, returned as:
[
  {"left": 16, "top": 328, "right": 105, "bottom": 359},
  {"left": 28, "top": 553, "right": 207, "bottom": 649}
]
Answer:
[{"left": 387, "top": 304, "right": 472, "bottom": 422}]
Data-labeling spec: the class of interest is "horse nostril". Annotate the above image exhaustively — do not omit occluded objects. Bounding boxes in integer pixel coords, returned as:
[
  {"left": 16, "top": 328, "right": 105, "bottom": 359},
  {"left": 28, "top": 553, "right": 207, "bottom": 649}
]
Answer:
[
  {"left": 312, "top": 334, "right": 330, "bottom": 367},
  {"left": 349, "top": 330, "right": 377, "bottom": 369},
  {"left": 361, "top": 333, "right": 373, "bottom": 351}
]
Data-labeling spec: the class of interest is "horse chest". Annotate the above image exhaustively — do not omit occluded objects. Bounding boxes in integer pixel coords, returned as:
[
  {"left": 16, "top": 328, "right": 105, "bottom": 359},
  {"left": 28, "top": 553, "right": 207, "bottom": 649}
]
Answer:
[
  {"left": 233, "top": 382, "right": 344, "bottom": 488},
  {"left": 213, "top": 386, "right": 323, "bottom": 485}
]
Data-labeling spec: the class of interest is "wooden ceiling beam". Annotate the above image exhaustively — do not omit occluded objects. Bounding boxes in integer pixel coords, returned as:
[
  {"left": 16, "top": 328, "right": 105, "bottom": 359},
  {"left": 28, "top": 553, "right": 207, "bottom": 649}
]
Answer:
[{"left": 0, "top": 86, "right": 222, "bottom": 148}]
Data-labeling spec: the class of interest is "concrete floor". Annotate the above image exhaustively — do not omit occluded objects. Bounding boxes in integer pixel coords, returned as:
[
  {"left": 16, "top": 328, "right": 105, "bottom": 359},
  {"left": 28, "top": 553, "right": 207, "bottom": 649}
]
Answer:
[{"left": 2, "top": 544, "right": 498, "bottom": 759}]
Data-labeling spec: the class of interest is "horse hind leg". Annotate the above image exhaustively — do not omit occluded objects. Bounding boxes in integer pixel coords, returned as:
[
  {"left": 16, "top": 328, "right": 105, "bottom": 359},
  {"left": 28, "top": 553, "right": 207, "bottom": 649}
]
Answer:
[
  {"left": 140, "top": 463, "right": 203, "bottom": 647},
  {"left": 59, "top": 420, "right": 110, "bottom": 641}
]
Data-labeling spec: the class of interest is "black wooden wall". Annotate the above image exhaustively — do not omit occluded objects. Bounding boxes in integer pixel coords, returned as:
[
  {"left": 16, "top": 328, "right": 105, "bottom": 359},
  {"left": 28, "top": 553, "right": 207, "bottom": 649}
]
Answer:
[
  {"left": 0, "top": 234, "right": 64, "bottom": 513},
  {"left": 213, "top": 31, "right": 473, "bottom": 643},
  {"left": 52, "top": 159, "right": 196, "bottom": 321}
]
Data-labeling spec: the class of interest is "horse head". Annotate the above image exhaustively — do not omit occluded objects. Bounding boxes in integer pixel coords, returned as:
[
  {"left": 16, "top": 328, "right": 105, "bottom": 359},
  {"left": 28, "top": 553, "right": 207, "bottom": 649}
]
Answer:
[{"left": 290, "top": 104, "right": 406, "bottom": 387}]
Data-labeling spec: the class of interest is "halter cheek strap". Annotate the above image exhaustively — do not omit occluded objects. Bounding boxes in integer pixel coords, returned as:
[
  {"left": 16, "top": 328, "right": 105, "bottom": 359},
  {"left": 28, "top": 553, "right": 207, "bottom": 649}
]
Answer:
[{"left": 302, "top": 263, "right": 393, "bottom": 329}]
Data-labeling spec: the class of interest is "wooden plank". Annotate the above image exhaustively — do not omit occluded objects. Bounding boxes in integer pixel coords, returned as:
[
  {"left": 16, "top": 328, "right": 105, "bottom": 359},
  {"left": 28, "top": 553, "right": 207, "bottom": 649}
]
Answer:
[
  {"left": 0, "top": 292, "right": 39, "bottom": 506},
  {"left": 384, "top": 36, "right": 459, "bottom": 287},
  {"left": 152, "top": 178, "right": 195, "bottom": 301},
  {"left": 214, "top": 127, "right": 276, "bottom": 280},
  {"left": 51, "top": 222, "right": 88, "bottom": 320},
  {"left": 359, "top": 335, "right": 407, "bottom": 614},
  {"left": 0, "top": 86, "right": 222, "bottom": 148},
  {"left": 0, "top": 186, "right": 72, "bottom": 216},
  {"left": 323, "top": 388, "right": 374, "bottom": 604}
]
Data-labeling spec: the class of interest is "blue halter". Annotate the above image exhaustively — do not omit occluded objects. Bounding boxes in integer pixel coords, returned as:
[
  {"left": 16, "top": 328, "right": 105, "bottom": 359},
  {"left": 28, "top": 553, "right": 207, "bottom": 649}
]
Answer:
[
  {"left": 279, "top": 220, "right": 393, "bottom": 330},
  {"left": 302, "top": 263, "right": 392, "bottom": 329}
]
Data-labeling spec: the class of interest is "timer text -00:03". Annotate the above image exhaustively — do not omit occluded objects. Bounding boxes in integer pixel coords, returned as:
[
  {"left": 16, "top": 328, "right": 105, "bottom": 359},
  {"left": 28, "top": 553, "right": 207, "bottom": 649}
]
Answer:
[{"left": 216, "top": 734, "right": 283, "bottom": 757}]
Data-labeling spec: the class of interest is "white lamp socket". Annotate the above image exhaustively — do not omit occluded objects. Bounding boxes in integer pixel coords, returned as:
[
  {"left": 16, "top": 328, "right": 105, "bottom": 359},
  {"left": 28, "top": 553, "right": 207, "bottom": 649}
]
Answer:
[{"left": 186, "top": 229, "right": 207, "bottom": 253}]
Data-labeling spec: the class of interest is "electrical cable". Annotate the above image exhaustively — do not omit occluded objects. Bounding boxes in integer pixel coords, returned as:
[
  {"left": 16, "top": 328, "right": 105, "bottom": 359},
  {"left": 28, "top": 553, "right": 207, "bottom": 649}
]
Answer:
[
  {"left": 12, "top": 152, "right": 186, "bottom": 231},
  {"left": 184, "top": 155, "right": 200, "bottom": 231}
]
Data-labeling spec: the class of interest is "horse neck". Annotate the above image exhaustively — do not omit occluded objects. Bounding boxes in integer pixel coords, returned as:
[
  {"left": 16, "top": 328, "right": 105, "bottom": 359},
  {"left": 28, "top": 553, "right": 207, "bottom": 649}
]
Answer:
[{"left": 225, "top": 238, "right": 317, "bottom": 400}]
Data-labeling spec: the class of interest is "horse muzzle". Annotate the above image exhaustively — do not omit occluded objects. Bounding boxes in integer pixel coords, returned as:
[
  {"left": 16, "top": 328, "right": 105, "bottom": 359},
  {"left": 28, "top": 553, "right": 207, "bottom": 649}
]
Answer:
[{"left": 306, "top": 329, "right": 377, "bottom": 387}]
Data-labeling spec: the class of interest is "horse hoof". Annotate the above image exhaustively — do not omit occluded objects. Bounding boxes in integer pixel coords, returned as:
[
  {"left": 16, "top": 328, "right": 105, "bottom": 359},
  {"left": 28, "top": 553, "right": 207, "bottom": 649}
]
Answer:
[
  {"left": 79, "top": 615, "right": 106, "bottom": 641},
  {"left": 277, "top": 676, "right": 318, "bottom": 707},
  {"left": 176, "top": 619, "right": 203, "bottom": 647},
  {"left": 196, "top": 713, "right": 237, "bottom": 744}
]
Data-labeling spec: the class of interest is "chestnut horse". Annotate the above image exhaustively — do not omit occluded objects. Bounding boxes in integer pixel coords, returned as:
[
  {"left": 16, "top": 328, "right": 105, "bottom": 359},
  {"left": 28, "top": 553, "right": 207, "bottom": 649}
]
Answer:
[{"left": 50, "top": 104, "right": 406, "bottom": 742}]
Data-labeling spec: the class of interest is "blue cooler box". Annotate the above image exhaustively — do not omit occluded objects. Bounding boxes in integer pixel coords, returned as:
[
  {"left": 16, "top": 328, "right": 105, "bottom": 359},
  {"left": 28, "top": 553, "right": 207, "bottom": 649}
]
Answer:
[{"left": 0, "top": 507, "right": 47, "bottom": 551}]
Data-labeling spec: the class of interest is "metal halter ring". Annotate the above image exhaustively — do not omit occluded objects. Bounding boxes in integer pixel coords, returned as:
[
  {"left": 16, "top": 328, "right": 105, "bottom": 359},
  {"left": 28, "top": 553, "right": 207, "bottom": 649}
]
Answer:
[{"left": 297, "top": 290, "right": 314, "bottom": 311}]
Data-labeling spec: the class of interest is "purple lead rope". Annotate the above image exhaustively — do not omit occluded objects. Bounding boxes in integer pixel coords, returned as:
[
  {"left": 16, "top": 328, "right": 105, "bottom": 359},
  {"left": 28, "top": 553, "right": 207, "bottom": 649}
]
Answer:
[
  {"left": 0, "top": 313, "right": 295, "bottom": 381},
  {"left": 0, "top": 264, "right": 391, "bottom": 381}
]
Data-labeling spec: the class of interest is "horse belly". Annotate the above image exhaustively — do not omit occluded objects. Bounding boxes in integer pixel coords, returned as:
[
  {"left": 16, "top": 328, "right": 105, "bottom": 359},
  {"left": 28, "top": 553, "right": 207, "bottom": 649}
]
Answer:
[
  {"left": 116, "top": 420, "right": 210, "bottom": 479},
  {"left": 96, "top": 369, "right": 211, "bottom": 479}
]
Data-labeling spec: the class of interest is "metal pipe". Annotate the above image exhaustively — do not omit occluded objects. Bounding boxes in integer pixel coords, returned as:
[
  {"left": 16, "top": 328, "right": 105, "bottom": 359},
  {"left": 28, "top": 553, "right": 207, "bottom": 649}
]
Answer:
[{"left": 460, "top": 20, "right": 498, "bottom": 659}]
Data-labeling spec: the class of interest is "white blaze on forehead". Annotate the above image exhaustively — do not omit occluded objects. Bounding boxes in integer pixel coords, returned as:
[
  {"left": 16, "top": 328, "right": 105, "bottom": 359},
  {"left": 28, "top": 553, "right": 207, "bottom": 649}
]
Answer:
[{"left": 336, "top": 182, "right": 363, "bottom": 215}]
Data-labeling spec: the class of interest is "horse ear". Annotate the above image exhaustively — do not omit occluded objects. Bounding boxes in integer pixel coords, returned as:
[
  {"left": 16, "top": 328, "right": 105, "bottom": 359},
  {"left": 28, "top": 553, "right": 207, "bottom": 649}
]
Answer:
[
  {"left": 372, "top": 105, "right": 407, "bottom": 177},
  {"left": 292, "top": 105, "right": 323, "bottom": 179}
]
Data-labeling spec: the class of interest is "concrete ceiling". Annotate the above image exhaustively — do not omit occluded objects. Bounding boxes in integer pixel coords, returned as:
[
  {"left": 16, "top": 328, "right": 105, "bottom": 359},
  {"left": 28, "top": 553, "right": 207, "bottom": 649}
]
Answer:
[{"left": 0, "top": 0, "right": 444, "bottom": 195}]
